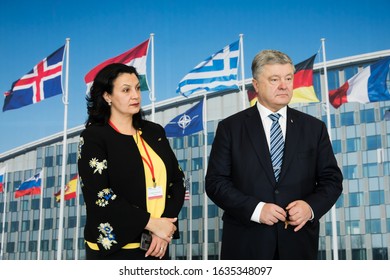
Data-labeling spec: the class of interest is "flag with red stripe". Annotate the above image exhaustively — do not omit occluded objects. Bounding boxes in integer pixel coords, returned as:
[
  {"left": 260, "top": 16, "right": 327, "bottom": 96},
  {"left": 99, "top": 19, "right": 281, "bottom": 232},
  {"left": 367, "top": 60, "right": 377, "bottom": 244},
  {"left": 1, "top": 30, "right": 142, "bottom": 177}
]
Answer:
[
  {"left": 290, "top": 54, "right": 320, "bottom": 104},
  {"left": 3, "top": 45, "right": 65, "bottom": 112}
]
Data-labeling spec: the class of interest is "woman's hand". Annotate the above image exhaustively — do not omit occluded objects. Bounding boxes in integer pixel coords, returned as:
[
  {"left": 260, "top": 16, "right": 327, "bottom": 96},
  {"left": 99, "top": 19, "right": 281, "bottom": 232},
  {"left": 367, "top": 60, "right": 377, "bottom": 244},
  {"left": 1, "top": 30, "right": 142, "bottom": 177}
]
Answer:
[
  {"left": 145, "top": 217, "right": 177, "bottom": 242},
  {"left": 145, "top": 234, "right": 169, "bottom": 258}
]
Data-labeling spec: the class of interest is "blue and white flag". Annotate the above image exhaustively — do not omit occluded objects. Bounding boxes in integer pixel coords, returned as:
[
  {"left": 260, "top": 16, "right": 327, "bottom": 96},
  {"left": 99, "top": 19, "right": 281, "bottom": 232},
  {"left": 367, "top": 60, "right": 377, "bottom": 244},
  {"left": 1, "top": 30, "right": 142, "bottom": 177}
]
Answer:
[
  {"left": 177, "top": 40, "right": 240, "bottom": 97},
  {"left": 164, "top": 99, "right": 204, "bottom": 137},
  {"left": 3, "top": 45, "right": 65, "bottom": 112}
]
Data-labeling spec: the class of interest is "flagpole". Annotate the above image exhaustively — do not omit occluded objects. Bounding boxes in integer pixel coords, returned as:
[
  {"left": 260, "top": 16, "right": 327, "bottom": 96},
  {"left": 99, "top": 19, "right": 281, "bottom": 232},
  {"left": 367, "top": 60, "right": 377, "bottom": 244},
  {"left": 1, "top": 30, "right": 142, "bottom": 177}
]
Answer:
[
  {"left": 202, "top": 93, "right": 208, "bottom": 260},
  {"left": 239, "top": 34, "right": 246, "bottom": 110},
  {"left": 150, "top": 33, "right": 155, "bottom": 122},
  {"left": 0, "top": 166, "right": 8, "bottom": 260},
  {"left": 188, "top": 174, "right": 193, "bottom": 260},
  {"left": 37, "top": 170, "right": 45, "bottom": 260},
  {"left": 57, "top": 38, "right": 70, "bottom": 260},
  {"left": 321, "top": 38, "right": 339, "bottom": 260},
  {"left": 74, "top": 176, "right": 80, "bottom": 260}
]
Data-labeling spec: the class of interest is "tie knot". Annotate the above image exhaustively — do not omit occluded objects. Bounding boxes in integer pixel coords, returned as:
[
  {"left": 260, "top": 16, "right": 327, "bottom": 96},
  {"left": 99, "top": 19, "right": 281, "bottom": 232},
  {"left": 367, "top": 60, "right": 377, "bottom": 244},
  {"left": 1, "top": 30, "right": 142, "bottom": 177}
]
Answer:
[{"left": 269, "top": 113, "right": 281, "bottom": 122}]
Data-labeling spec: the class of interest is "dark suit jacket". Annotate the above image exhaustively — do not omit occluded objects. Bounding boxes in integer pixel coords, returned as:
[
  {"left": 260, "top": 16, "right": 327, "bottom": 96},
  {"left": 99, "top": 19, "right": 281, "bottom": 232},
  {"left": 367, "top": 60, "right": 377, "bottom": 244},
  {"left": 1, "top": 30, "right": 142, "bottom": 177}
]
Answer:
[
  {"left": 206, "top": 105, "right": 343, "bottom": 260},
  {"left": 78, "top": 121, "right": 185, "bottom": 257}
]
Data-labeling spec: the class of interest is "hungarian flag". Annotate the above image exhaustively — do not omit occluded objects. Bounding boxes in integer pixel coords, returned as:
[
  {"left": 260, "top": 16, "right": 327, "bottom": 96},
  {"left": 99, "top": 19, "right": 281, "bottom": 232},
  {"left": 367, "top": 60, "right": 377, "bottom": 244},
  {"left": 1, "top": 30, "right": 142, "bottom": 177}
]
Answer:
[
  {"left": 84, "top": 39, "right": 150, "bottom": 94},
  {"left": 55, "top": 174, "right": 78, "bottom": 202},
  {"left": 290, "top": 54, "right": 320, "bottom": 104},
  {"left": 329, "top": 57, "right": 390, "bottom": 108}
]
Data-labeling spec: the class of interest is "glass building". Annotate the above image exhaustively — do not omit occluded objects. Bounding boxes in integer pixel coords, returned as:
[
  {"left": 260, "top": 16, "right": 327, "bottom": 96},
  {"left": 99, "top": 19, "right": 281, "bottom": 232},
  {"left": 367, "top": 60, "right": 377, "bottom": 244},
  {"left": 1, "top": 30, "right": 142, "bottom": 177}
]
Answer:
[{"left": 0, "top": 50, "right": 389, "bottom": 260}]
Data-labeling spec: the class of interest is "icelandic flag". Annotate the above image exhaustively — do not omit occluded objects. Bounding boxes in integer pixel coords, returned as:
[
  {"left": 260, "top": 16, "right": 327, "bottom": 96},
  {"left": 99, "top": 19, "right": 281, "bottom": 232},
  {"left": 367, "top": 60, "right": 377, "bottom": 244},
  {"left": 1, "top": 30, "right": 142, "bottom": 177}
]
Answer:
[
  {"left": 0, "top": 166, "right": 6, "bottom": 193},
  {"left": 15, "top": 170, "right": 43, "bottom": 198},
  {"left": 3, "top": 45, "right": 65, "bottom": 112},
  {"left": 177, "top": 40, "right": 240, "bottom": 97},
  {"left": 164, "top": 99, "right": 203, "bottom": 137},
  {"left": 329, "top": 57, "right": 390, "bottom": 108},
  {"left": 84, "top": 39, "right": 150, "bottom": 95}
]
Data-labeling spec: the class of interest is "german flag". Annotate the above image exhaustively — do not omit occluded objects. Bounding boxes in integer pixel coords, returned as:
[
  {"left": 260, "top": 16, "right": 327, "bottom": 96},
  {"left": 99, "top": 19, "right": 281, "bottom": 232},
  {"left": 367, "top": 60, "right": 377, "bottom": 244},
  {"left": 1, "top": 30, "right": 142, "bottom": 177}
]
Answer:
[
  {"left": 290, "top": 54, "right": 320, "bottom": 104},
  {"left": 55, "top": 174, "right": 78, "bottom": 202},
  {"left": 247, "top": 85, "right": 257, "bottom": 107}
]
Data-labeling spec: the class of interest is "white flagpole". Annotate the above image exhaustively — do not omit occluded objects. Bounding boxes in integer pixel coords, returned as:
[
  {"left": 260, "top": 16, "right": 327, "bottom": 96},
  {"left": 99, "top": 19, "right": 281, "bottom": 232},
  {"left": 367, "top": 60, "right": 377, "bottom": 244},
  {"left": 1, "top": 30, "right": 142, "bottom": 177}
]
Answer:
[
  {"left": 74, "top": 175, "right": 80, "bottom": 260},
  {"left": 149, "top": 33, "right": 156, "bottom": 122},
  {"left": 321, "top": 38, "right": 339, "bottom": 260},
  {"left": 0, "top": 166, "right": 8, "bottom": 260},
  {"left": 57, "top": 38, "right": 70, "bottom": 260},
  {"left": 202, "top": 93, "right": 208, "bottom": 260},
  {"left": 37, "top": 170, "right": 45, "bottom": 260},
  {"left": 239, "top": 34, "right": 246, "bottom": 110},
  {"left": 188, "top": 174, "right": 193, "bottom": 260}
]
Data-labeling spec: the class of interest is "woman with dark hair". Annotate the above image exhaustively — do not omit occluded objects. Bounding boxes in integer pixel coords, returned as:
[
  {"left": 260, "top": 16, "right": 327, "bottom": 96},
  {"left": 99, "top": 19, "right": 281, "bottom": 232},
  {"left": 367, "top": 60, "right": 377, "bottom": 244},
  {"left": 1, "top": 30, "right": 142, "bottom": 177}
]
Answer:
[{"left": 78, "top": 63, "right": 185, "bottom": 260}]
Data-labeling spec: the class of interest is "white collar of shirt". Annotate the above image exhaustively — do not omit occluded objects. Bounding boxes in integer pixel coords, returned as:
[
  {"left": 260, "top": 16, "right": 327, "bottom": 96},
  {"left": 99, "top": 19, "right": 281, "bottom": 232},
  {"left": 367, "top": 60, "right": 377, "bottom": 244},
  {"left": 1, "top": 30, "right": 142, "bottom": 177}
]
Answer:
[{"left": 256, "top": 102, "right": 287, "bottom": 148}]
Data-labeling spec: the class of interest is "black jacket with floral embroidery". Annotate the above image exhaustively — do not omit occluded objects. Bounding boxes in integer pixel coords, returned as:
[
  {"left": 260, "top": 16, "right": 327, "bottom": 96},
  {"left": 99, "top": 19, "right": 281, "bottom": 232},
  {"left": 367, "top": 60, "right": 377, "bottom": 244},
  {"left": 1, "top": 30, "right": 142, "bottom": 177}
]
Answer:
[{"left": 77, "top": 121, "right": 185, "bottom": 257}]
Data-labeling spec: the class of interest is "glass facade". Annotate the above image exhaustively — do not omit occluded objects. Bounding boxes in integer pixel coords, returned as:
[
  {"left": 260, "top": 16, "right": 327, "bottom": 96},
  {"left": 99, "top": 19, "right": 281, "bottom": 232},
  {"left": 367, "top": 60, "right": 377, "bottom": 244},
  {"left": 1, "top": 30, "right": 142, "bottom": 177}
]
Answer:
[{"left": 0, "top": 50, "right": 389, "bottom": 260}]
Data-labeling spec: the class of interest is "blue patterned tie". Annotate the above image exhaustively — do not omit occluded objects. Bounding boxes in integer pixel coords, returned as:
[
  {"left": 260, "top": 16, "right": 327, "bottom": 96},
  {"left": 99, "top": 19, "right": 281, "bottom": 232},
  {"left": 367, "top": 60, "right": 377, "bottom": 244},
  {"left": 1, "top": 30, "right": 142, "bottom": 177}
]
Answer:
[{"left": 269, "top": 113, "right": 284, "bottom": 181}]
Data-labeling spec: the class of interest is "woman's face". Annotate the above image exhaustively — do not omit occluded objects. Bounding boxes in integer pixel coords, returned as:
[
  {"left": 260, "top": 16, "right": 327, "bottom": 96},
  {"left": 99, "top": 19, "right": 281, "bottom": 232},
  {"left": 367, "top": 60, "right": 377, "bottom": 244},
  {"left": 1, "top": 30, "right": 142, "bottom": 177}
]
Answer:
[{"left": 104, "top": 72, "right": 141, "bottom": 117}]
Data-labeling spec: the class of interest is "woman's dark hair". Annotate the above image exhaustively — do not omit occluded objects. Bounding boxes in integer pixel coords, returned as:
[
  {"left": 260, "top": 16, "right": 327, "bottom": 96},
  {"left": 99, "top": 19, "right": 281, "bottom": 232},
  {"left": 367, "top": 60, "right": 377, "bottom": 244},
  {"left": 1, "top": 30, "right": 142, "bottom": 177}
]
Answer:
[{"left": 85, "top": 63, "right": 144, "bottom": 128}]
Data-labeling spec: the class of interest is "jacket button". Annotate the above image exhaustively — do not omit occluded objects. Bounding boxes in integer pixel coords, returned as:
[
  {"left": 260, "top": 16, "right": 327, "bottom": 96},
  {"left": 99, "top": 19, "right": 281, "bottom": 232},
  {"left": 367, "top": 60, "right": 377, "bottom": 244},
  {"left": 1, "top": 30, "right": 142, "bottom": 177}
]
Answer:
[{"left": 274, "top": 189, "right": 279, "bottom": 194}]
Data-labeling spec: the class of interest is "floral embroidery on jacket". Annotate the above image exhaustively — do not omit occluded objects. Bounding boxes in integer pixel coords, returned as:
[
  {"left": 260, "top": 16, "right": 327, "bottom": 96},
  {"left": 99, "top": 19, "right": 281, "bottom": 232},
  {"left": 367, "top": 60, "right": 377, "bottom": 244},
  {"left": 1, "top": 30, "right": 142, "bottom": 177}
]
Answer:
[
  {"left": 97, "top": 222, "right": 117, "bottom": 250},
  {"left": 96, "top": 188, "right": 117, "bottom": 207},
  {"left": 77, "top": 137, "right": 84, "bottom": 160},
  {"left": 89, "top": 158, "right": 107, "bottom": 174}
]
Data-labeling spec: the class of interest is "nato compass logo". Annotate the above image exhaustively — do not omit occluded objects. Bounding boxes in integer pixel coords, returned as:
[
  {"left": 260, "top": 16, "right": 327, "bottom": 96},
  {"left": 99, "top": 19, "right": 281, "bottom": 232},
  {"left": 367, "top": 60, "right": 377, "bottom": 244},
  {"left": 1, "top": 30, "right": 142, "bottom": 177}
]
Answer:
[{"left": 172, "top": 113, "right": 199, "bottom": 135}]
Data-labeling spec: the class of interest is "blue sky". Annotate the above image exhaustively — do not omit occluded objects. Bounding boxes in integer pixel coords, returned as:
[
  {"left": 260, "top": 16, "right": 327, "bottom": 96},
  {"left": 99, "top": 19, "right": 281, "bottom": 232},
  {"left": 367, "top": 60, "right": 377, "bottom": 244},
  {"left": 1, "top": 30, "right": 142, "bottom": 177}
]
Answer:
[{"left": 1, "top": 0, "right": 390, "bottom": 154}]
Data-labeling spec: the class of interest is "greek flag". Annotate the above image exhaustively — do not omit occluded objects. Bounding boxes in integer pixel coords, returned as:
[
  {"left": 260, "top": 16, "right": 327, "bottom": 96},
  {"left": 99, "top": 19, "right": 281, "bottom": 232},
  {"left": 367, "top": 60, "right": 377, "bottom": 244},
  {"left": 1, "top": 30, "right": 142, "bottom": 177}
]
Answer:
[{"left": 177, "top": 40, "right": 240, "bottom": 97}]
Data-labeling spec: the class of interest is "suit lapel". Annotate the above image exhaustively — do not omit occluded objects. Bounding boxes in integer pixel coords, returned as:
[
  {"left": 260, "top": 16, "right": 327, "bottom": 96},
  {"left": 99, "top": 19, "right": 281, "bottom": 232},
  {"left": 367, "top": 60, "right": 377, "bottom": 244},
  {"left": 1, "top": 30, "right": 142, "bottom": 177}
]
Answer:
[
  {"left": 278, "top": 107, "right": 301, "bottom": 182},
  {"left": 244, "top": 106, "right": 275, "bottom": 184}
]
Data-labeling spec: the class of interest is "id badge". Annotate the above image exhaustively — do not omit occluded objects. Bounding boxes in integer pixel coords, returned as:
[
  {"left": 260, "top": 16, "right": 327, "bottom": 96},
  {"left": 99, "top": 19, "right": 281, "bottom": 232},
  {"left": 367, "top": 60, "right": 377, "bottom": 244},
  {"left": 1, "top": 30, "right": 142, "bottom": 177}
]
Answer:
[
  {"left": 147, "top": 185, "right": 163, "bottom": 200},
  {"left": 140, "top": 232, "right": 152, "bottom": 251}
]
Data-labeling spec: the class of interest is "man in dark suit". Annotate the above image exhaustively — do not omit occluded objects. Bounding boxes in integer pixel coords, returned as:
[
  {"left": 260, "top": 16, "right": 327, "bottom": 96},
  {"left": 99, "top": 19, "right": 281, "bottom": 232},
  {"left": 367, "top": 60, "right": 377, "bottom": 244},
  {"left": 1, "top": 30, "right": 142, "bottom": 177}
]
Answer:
[{"left": 205, "top": 50, "right": 343, "bottom": 260}]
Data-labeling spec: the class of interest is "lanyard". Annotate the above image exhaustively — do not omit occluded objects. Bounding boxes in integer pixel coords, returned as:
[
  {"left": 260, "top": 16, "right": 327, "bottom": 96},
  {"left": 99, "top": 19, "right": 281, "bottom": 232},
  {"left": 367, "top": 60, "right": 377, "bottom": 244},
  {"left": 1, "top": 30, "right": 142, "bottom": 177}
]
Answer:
[{"left": 108, "top": 120, "right": 156, "bottom": 186}]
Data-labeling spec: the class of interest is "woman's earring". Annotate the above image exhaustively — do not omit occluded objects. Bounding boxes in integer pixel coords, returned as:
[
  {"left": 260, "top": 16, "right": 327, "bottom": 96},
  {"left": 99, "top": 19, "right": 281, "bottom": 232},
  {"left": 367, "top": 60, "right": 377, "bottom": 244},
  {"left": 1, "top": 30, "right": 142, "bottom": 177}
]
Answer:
[{"left": 107, "top": 101, "right": 112, "bottom": 106}]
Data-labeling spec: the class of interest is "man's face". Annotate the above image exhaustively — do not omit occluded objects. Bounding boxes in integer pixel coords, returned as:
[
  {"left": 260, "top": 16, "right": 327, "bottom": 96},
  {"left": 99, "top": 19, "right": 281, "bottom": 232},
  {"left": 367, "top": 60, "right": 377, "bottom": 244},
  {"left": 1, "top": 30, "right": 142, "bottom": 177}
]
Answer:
[{"left": 252, "top": 63, "right": 294, "bottom": 112}]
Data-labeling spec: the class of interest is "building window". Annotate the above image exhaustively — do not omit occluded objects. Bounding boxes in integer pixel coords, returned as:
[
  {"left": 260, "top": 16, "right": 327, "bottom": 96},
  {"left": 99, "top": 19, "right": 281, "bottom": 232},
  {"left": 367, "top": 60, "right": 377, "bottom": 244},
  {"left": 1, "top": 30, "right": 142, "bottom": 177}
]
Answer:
[
  {"left": 366, "top": 135, "right": 381, "bottom": 150},
  {"left": 189, "top": 135, "right": 199, "bottom": 147},
  {"left": 64, "top": 238, "right": 73, "bottom": 250},
  {"left": 68, "top": 216, "right": 77, "bottom": 228},
  {"left": 349, "top": 192, "right": 363, "bottom": 207},
  {"left": 6, "top": 242, "right": 15, "bottom": 253},
  {"left": 346, "top": 138, "right": 361, "bottom": 152},
  {"left": 192, "top": 206, "right": 202, "bottom": 219},
  {"left": 43, "top": 198, "right": 52, "bottom": 209},
  {"left": 178, "top": 160, "right": 187, "bottom": 171},
  {"left": 372, "top": 248, "right": 388, "bottom": 260},
  {"left": 208, "top": 204, "right": 219, "bottom": 218},
  {"left": 41, "top": 240, "right": 49, "bottom": 251},
  {"left": 33, "top": 219, "right": 39, "bottom": 231},
  {"left": 19, "top": 241, "right": 26, "bottom": 253},
  {"left": 343, "top": 165, "right": 357, "bottom": 179},
  {"left": 363, "top": 163, "right": 378, "bottom": 177},
  {"left": 21, "top": 221, "right": 30, "bottom": 232},
  {"left": 10, "top": 221, "right": 19, "bottom": 232},
  {"left": 9, "top": 201, "right": 18, "bottom": 212},
  {"left": 44, "top": 218, "right": 53, "bottom": 230},
  {"left": 365, "top": 219, "right": 382, "bottom": 234},
  {"left": 335, "top": 194, "right": 344, "bottom": 208},
  {"left": 340, "top": 111, "right": 355, "bottom": 126},
  {"left": 173, "top": 138, "right": 184, "bottom": 149},
  {"left": 191, "top": 158, "right": 203, "bottom": 170},
  {"left": 360, "top": 109, "right": 375, "bottom": 123},
  {"left": 346, "top": 220, "right": 361, "bottom": 234},
  {"left": 332, "top": 139, "right": 342, "bottom": 154},
  {"left": 369, "top": 190, "right": 385, "bottom": 205},
  {"left": 351, "top": 248, "right": 367, "bottom": 260},
  {"left": 29, "top": 241, "right": 37, "bottom": 252},
  {"left": 31, "top": 199, "right": 40, "bottom": 210}
]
